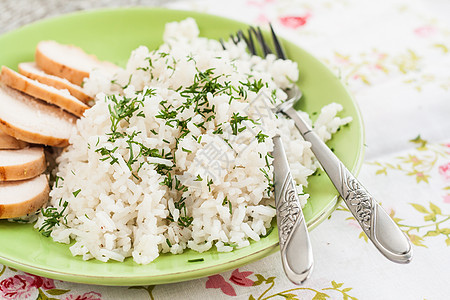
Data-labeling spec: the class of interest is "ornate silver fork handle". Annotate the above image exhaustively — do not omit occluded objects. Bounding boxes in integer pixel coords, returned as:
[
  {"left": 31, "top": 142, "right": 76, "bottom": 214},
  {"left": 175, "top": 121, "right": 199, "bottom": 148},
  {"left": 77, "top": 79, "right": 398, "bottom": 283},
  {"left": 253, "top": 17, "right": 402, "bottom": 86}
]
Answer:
[
  {"left": 282, "top": 105, "right": 413, "bottom": 264},
  {"left": 272, "top": 135, "right": 314, "bottom": 284}
]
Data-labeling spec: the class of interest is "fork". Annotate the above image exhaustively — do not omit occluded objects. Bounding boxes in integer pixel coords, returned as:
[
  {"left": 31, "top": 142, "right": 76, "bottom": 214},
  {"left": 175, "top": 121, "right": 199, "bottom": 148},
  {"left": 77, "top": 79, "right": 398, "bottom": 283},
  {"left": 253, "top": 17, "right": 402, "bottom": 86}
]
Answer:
[
  {"left": 226, "top": 25, "right": 413, "bottom": 264},
  {"left": 221, "top": 26, "right": 303, "bottom": 103},
  {"left": 225, "top": 26, "right": 314, "bottom": 285}
]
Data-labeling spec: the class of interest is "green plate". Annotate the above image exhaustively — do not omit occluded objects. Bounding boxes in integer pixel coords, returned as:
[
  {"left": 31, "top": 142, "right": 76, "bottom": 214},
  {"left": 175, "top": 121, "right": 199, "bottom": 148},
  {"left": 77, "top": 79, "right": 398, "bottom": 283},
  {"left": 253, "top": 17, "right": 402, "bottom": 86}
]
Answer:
[{"left": 0, "top": 8, "right": 364, "bottom": 286}]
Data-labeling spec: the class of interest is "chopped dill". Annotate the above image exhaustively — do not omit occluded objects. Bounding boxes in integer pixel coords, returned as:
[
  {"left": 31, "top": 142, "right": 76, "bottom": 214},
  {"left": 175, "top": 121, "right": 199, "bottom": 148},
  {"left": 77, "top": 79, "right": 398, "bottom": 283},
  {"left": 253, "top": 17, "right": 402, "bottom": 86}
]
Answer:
[
  {"left": 207, "top": 178, "right": 214, "bottom": 192},
  {"left": 187, "top": 258, "right": 204, "bottom": 263},
  {"left": 182, "top": 147, "right": 192, "bottom": 153},
  {"left": 39, "top": 201, "right": 68, "bottom": 237},
  {"left": 72, "top": 189, "right": 81, "bottom": 197},
  {"left": 54, "top": 176, "right": 64, "bottom": 188},
  {"left": 260, "top": 226, "right": 274, "bottom": 238},
  {"left": 255, "top": 131, "right": 268, "bottom": 143},
  {"left": 223, "top": 242, "right": 238, "bottom": 248}
]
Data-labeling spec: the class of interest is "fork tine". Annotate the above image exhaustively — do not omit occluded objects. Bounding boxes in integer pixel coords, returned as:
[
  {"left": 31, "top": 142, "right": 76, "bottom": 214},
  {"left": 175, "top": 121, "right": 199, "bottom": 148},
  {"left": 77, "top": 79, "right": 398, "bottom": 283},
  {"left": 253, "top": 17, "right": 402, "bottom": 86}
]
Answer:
[
  {"left": 219, "top": 38, "right": 226, "bottom": 50},
  {"left": 225, "top": 25, "right": 285, "bottom": 58},
  {"left": 269, "top": 23, "right": 286, "bottom": 60},
  {"left": 250, "top": 26, "right": 272, "bottom": 57},
  {"left": 245, "top": 28, "right": 257, "bottom": 55},
  {"left": 237, "top": 30, "right": 255, "bottom": 56},
  {"left": 230, "top": 34, "right": 240, "bottom": 45},
  {"left": 237, "top": 30, "right": 248, "bottom": 49},
  {"left": 257, "top": 27, "right": 273, "bottom": 56}
]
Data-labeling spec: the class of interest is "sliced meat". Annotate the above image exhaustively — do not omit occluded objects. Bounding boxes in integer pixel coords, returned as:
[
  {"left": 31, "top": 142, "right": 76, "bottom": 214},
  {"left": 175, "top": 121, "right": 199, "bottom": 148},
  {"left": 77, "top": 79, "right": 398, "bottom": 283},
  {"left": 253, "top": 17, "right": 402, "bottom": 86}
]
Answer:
[
  {"left": 1, "top": 66, "right": 89, "bottom": 117},
  {"left": 0, "top": 128, "right": 28, "bottom": 149},
  {"left": 19, "top": 62, "right": 92, "bottom": 104},
  {"left": 0, "top": 174, "right": 49, "bottom": 219},
  {"left": 0, "top": 147, "right": 46, "bottom": 181},
  {"left": 0, "top": 85, "right": 76, "bottom": 147},
  {"left": 35, "top": 40, "right": 119, "bottom": 86}
]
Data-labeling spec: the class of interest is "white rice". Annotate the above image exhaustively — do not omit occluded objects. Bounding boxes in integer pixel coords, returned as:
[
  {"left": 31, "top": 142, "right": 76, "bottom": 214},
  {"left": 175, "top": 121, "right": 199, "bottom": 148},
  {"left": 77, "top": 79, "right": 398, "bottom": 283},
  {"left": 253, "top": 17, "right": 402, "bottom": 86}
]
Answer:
[{"left": 35, "top": 18, "right": 351, "bottom": 264}]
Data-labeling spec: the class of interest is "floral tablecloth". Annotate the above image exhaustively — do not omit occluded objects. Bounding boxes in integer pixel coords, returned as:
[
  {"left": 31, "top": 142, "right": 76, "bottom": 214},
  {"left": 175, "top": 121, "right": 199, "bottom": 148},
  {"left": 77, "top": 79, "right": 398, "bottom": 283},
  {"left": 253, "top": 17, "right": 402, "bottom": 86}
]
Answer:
[{"left": 1, "top": 0, "right": 449, "bottom": 299}]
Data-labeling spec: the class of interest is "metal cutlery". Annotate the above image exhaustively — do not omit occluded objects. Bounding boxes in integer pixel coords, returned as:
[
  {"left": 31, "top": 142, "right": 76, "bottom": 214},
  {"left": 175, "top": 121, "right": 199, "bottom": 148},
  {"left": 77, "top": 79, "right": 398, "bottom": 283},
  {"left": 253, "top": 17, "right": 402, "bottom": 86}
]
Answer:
[
  {"left": 272, "top": 134, "right": 314, "bottom": 284},
  {"left": 226, "top": 24, "right": 413, "bottom": 264}
]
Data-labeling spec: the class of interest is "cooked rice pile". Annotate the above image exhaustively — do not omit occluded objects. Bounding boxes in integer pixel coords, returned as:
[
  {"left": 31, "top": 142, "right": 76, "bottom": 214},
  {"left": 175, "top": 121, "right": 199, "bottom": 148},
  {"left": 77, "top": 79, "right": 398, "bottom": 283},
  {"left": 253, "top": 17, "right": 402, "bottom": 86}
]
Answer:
[{"left": 35, "top": 18, "right": 351, "bottom": 264}]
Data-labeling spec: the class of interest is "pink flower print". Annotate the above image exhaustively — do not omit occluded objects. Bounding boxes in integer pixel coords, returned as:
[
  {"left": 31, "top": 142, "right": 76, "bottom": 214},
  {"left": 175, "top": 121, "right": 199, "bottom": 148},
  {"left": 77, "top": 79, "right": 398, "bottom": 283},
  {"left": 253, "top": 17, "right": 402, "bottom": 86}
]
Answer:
[
  {"left": 65, "top": 291, "right": 102, "bottom": 300},
  {"left": 347, "top": 219, "right": 361, "bottom": 230},
  {"left": 414, "top": 25, "right": 437, "bottom": 37},
  {"left": 443, "top": 194, "right": 450, "bottom": 204},
  {"left": 205, "top": 274, "right": 236, "bottom": 296},
  {"left": 27, "top": 274, "right": 56, "bottom": 290},
  {"left": 229, "top": 269, "right": 254, "bottom": 286},
  {"left": 255, "top": 13, "right": 270, "bottom": 24},
  {"left": 0, "top": 274, "right": 37, "bottom": 299},
  {"left": 279, "top": 14, "right": 311, "bottom": 29},
  {"left": 439, "top": 162, "right": 450, "bottom": 180},
  {"left": 246, "top": 0, "right": 275, "bottom": 6},
  {"left": 40, "top": 277, "right": 56, "bottom": 290}
]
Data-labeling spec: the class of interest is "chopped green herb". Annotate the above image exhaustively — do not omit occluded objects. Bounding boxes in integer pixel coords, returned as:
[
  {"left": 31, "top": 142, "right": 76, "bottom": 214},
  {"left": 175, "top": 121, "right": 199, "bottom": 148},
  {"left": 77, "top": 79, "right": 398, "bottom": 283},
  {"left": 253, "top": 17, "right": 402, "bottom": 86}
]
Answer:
[
  {"left": 230, "top": 112, "right": 249, "bottom": 135},
  {"left": 187, "top": 258, "right": 204, "bottom": 263},
  {"left": 72, "top": 189, "right": 81, "bottom": 197},
  {"left": 222, "top": 196, "right": 228, "bottom": 206},
  {"left": 240, "top": 78, "right": 266, "bottom": 93},
  {"left": 39, "top": 201, "right": 68, "bottom": 237},
  {"left": 207, "top": 178, "right": 214, "bottom": 192},
  {"left": 260, "top": 226, "right": 274, "bottom": 238},
  {"left": 54, "top": 176, "right": 64, "bottom": 188},
  {"left": 182, "top": 147, "right": 192, "bottom": 153},
  {"left": 255, "top": 131, "right": 268, "bottom": 143},
  {"left": 223, "top": 242, "right": 238, "bottom": 248}
]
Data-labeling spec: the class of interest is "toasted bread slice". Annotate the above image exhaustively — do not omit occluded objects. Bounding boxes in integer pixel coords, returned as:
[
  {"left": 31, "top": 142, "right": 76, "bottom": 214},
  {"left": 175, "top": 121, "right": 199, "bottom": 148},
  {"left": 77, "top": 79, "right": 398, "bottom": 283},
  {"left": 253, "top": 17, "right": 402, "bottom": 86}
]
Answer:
[
  {"left": 1, "top": 66, "right": 88, "bottom": 117},
  {"left": 0, "top": 85, "right": 76, "bottom": 147},
  {"left": 0, "top": 174, "right": 49, "bottom": 219},
  {"left": 19, "top": 62, "right": 92, "bottom": 104},
  {"left": 0, "top": 128, "right": 28, "bottom": 149},
  {"left": 35, "top": 40, "right": 119, "bottom": 86},
  {"left": 0, "top": 147, "right": 46, "bottom": 181}
]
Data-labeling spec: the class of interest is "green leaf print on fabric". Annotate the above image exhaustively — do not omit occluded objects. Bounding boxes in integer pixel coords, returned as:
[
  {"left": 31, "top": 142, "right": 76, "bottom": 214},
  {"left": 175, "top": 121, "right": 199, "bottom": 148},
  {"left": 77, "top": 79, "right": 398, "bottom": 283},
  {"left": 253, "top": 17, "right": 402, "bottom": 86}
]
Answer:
[
  {"left": 396, "top": 202, "right": 450, "bottom": 247},
  {"left": 340, "top": 137, "right": 450, "bottom": 247},
  {"left": 129, "top": 285, "right": 155, "bottom": 300},
  {"left": 247, "top": 275, "right": 358, "bottom": 300},
  {"left": 368, "top": 137, "right": 449, "bottom": 183}
]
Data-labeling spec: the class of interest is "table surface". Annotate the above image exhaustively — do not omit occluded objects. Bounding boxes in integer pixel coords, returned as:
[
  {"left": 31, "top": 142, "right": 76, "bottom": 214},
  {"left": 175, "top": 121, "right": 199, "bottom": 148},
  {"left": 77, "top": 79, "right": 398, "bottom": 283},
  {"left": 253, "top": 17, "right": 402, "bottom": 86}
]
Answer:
[{"left": 1, "top": 0, "right": 449, "bottom": 299}]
